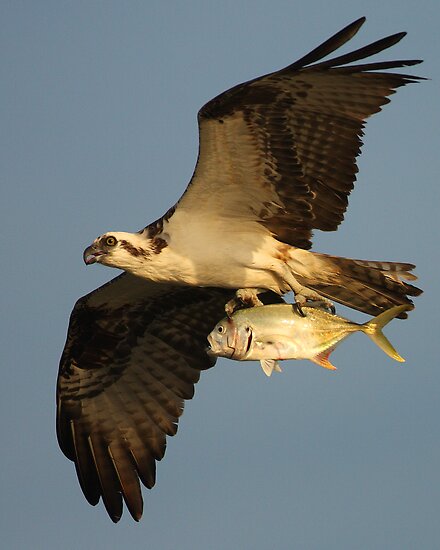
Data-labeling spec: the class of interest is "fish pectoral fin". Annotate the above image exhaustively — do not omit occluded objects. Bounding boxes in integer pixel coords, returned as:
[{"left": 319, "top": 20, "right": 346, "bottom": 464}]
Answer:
[
  {"left": 260, "top": 359, "right": 282, "bottom": 377},
  {"left": 311, "top": 350, "right": 337, "bottom": 371}
]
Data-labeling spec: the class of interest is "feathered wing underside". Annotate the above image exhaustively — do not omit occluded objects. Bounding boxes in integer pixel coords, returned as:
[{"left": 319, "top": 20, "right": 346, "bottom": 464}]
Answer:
[
  {"left": 57, "top": 274, "right": 237, "bottom": 522},
  {"left": 168, "top": 17, "right": 422, "bottom": 249},
  {"left": 59, "top": 18, "right": 424, "bottom": 523}
]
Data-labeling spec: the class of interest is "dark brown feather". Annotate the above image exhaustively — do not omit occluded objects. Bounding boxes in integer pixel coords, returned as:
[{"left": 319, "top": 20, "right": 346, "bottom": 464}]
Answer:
[
  {"left": 178, "top": 18, "right": 423, "bottom": 249},
  {"left": 59, "top": 19, "right": 423, "bottom": 522},
  {"left": 57, "top": 275, "right": 281, "bottom": 521}
]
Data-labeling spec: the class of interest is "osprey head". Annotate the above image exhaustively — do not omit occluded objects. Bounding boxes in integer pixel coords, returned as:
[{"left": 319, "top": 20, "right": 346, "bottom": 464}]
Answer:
[{"left": 83, "top": 231, "right": 159, "bottom": 271}]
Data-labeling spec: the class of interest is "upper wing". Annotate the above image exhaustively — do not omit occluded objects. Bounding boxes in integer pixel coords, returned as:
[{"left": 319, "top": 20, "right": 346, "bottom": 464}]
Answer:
[
  {"left": 57, "top": 274, "right": 235, "bottom": 522},
  {"left": 168, "top": 17, "right": 423, "bottom": 249}
]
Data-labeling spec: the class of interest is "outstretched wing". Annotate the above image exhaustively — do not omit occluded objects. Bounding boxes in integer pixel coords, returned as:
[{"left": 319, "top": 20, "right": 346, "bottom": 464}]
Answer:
[
  {"left": 165, "top": 17, "right": 422, "bottom": 249},
  {"left": 57, "top": 274, "right": 235, "bottom": 522}
]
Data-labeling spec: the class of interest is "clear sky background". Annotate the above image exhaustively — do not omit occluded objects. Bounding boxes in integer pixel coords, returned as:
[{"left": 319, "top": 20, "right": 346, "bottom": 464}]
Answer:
[{"left": 2, "top": 2, "right": 439, "bottom": 549}]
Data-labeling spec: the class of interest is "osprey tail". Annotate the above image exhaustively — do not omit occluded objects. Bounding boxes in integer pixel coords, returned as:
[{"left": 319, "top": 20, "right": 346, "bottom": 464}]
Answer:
[{"left": 288, "top": 250, "right": 422, "bottom": 318}]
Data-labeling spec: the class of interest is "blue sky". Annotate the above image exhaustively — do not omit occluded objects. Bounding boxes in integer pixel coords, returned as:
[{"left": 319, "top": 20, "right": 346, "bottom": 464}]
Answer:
[{"left": 2, "top": 2, "right": 439, "bottom": 549}]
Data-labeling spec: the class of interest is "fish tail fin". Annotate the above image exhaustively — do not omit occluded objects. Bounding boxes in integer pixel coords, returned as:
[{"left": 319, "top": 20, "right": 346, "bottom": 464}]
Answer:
[
  {"left": 260, "top": 359, "right": 282, "bottom": 377},
  {"left": 362, "top": 305, "right": 410, "bottom": 362}
]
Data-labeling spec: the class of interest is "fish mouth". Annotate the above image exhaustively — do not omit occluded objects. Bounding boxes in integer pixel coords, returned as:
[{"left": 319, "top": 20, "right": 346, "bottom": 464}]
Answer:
[
  {"left": 206, "top": 346, "right": 226, "bottom": 358},
  {"left": 205, "top": 345, "right": 235, "bottom": 359},
  {"left": 206, "top": 343, "right": 216, "bottom": 356},
  {"left": 206, "top": 336, "right": 234, "bottom": 358},
  {"left": 206, "top": 336, "right": 217, "bottom": 356}
]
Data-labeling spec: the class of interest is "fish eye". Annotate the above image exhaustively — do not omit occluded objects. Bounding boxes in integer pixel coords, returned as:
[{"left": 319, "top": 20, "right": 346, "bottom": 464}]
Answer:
[
  {"left": 217, "top": 325, "right": 225, "bottom": 334},
  {"left": 105, "top": 236, "right": 117, "bottom": 247}
]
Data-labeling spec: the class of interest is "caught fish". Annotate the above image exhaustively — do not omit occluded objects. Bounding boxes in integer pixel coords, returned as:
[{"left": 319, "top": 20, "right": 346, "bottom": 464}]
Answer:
[{"left": 207, "top": 304, "right": 409, "bottom": 376}]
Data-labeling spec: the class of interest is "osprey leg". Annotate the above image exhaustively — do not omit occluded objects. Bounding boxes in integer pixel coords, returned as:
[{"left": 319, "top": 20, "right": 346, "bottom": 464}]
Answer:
[
  {"left": 280, "top": 267, "right": 336, "bottom": 311},
  {"left": 225, "top": 288, "right": 264, "bottom": 316}
]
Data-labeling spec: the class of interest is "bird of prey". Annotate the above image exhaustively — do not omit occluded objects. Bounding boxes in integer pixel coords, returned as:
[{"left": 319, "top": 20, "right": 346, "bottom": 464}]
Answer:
[{"left": 58, "top": 17, "right": 423, "bottom": 522}]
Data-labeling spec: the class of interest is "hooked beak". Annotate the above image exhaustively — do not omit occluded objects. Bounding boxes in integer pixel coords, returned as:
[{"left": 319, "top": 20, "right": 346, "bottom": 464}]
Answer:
[{"left": 83, "top": 244, "right": 103, "bottom": 265}]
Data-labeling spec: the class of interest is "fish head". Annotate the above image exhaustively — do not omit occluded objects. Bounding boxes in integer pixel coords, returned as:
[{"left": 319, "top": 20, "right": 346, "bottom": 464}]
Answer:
[{"left": 207, "top": 316, "right": 253, "bottom": 360}]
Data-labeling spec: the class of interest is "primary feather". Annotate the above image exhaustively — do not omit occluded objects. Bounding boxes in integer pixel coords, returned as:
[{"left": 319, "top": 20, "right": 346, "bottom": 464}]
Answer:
[{"left": 59, "top": 18, "right": 423, "bottom": 521}]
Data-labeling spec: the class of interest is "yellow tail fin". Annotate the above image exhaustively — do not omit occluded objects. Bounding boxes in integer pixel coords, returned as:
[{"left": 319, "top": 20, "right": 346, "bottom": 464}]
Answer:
[{"left": 362, "top": 305, "right": 411, "bottom": 362}]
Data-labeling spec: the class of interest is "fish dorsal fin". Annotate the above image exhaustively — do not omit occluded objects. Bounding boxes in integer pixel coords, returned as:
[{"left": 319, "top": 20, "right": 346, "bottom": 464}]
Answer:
[
  {"left": 311, "top": 349, "right": 338, "bottom": 371},
  {"left": 260, "top": 359, "right": 282, "bottom": 377}
]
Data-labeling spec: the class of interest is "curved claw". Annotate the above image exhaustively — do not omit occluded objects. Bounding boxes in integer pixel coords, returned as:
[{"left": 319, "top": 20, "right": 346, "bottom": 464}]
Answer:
[
  {"left": 292, "top": 303, "right": 307, "bottom": 317},
  {"left": 291, "top": 297, "right": 336, "bottom": 317},
  {"left": 225, "top": 288, "right": 264, "bottom": 316},
  {"left": 224, "top": 299, "right": 237, "bottom": 317}
]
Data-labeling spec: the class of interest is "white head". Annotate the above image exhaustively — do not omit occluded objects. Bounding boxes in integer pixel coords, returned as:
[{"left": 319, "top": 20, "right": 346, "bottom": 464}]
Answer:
[{"left": 83, "top": 231, "right": 167, "bottom": 273}]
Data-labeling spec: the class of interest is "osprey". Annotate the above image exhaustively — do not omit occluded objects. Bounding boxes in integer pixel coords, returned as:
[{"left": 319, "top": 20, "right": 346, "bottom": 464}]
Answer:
[{"left": 58, "top": 17, "right": 423, "bottom": 522}]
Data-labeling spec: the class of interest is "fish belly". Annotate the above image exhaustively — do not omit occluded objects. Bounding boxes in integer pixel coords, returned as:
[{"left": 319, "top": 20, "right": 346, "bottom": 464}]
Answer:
[
  {"left": 249, "top": 328, "right": 349, "bottom": 362},
  {"left": 235, "top": 304, "right": 357, "bottom": 362}
]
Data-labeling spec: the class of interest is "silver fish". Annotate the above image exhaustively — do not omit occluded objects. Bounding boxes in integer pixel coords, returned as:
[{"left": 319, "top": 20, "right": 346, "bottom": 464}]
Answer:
[{"left": 207, "top": 304, "right": 408, "bottom": 376}]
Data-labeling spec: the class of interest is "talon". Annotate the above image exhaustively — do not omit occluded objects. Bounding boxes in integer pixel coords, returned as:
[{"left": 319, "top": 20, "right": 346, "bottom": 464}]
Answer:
[
  {"left": 290, "top": 285, "right": 335, "bottom": 315},
  {"left": 225, "top": 288, "right": 264, "bottom": 315},
  {"left": 297, "top": 299, "right": 336, "bottom": 314},
  {"left": 292, "top": 302, "right": 306, "bottom": 317},
  {"left": 315, "top": 300, "right": 336, "bottom": 314},
  {"left": 292, "top": 291, "right": 308, "bottom": 317},
  {"left": 224, "top": 298, "right": 238, "bottom": 317}
]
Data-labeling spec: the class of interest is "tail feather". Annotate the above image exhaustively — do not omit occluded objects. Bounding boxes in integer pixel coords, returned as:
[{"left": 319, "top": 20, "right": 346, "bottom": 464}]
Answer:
[
  {"left": 337, "top": 258, "right": 419, "bottom": 283},
  {"left": 362, "top": 305, "right": 409, "bottom": 361},
  {"left": 294, "top": 252, "right": 422, "bottom": 318}
]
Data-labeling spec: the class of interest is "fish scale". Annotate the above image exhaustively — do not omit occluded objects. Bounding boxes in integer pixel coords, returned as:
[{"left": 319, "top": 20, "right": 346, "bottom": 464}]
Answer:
[{"left": 207, "top": 304, "right": 408, "bottom": 376}]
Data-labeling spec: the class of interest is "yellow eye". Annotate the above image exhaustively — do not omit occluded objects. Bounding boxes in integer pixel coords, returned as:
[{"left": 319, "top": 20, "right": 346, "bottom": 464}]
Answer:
[
  {"left": 105, "top": 236, "right": 117, "bottom": 247},
  {"left": 217, "top": 325, "right": 225, "bottom": 334}
]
